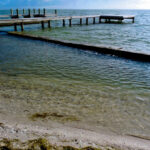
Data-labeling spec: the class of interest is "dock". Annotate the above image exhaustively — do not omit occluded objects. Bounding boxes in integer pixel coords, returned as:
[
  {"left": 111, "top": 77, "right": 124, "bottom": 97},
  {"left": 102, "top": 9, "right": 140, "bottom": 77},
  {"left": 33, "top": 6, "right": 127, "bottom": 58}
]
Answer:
[
  {"left": 99, "top": 15, "right": 134, "bottom": 23},
  {"left": 0, "top": 9, "right": 135, "bottom": 31}
]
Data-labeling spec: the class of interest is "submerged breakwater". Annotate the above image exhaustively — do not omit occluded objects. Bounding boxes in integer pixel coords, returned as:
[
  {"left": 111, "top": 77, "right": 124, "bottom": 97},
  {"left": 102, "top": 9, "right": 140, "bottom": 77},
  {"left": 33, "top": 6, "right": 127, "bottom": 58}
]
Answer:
[{"left": 9, "top": 31, "right": 150, "bottom": 62}]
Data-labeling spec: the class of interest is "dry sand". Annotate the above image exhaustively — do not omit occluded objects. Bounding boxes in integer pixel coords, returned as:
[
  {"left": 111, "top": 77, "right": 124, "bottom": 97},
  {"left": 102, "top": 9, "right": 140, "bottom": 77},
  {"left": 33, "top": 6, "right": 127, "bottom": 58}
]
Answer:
[{"left": 0, "top": 119, "right": 150, "bottom": 150}]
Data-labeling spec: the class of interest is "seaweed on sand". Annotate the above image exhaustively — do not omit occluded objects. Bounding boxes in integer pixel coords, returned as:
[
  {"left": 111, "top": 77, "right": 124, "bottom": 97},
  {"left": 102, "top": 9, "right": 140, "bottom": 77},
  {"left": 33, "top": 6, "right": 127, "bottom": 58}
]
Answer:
[
  {"left": 29, "top": 112, "right": 79, "bottom": 122},
  {"left": 0, "top": 138, "right": 17, "bottom": 150},
  {"left": 28, "top": 138, "right": 53, "bottom": 150},
  {"left": 63, "top": 146, "right": 101, "bottom": 150},
  {"left": 0, "top": 138, "right": 118, "bottom": 150},
  {"left": 0, "top": 138, "right": 52, "bottom": 150}
]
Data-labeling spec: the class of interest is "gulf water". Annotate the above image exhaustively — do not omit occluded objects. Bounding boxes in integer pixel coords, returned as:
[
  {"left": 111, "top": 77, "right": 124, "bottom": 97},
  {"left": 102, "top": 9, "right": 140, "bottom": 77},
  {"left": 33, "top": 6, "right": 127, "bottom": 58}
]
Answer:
[{"left": 0, "top": 9, "right": 150, "bottom": 137}]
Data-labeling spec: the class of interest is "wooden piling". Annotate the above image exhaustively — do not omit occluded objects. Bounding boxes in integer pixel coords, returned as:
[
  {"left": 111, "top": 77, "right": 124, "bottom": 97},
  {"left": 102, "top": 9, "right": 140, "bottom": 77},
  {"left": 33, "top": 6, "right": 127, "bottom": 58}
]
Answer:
[
  {"left": 43, "top": 8, "right": 46, "bottom": 16},
  {"left": 86, "top": 17, "right": 88, "bottom": 25},
  {"left": 21, "top": 23, "right": 24, "bottom": 31},
  {"left": 99, "top": 16, "right": 101, "bottom": 23},
  {"left": 14, "top": 24, "right": 17, "bottom": 31},
  {"left": 63, "top": 19, "right": 65, "bottom": 27},
  {"left": 28, "top": 9, "right": 31, "bottom": 16},
  {"left": 10, "top": 9, "right": 13, "bottom": 15},
  {"left": 38, "top": 9, "right": 41, "bottom": 15},
  {"left": 23, "top": 9, "right": 25, "bottom": 15},
  {"left": 16, "top": 9, "right": 19, "bottom": 17},
  {"left": 55, "top": 10, "right": 57, "bottom": 15},
  {"left": 132, "top": 18, "right": 134, "bottom": 23},
  {"left": 93, "top": 17, "right": 96, "bottom": 24},
  {"left": 120, "top": 19, "right": 122, "bottom": 23},
  {"left": 69, "top": 18, "right": 72, "bottom": 26},
  {"left": 48, "top": 20, "right": 51, "bottom": 28},
  {"left": 33, "top": 9, "right": 36, "bottom": 14},
  {"left": 41, "top": 21, "right": 44, "bottom": 29},
  {"left": 80, "top": 18, "right": 82, "bottom": 25}
]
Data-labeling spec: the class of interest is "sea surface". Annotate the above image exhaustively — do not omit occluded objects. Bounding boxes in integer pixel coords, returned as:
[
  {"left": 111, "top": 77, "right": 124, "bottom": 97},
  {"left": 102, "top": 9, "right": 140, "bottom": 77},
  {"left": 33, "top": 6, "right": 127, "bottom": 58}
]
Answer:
[
  {"left": 1, "top": 9, "right": 150, "bottom": 54},
  {"left": 0, "top": 9, "right": 150, "bottom": 138}
]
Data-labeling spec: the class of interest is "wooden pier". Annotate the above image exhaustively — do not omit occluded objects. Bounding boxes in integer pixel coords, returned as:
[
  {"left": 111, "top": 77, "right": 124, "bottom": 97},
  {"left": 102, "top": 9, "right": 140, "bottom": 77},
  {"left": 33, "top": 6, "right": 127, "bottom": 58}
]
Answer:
[
  {"left": 99, "top": 15, "right": 135, "bottom": 23},
  {"left": 0, "top": 9, "right": 135, "bottom": 31}
]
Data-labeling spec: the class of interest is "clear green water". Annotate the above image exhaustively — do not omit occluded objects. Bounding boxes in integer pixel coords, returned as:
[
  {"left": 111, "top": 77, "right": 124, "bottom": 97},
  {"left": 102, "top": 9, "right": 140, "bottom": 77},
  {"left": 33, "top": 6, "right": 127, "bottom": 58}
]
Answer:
[
  {"left": 1, "top": 9, "right": 150, "bottom": 54},
  {"left": 0, "top": 9, "right": 150, "bottom": 138},
  {"left": 0, "top": 34, "right": 150, "bottom": 137},
  {"left": 21, "top": 9, "right": 150, "bottom": 54}
]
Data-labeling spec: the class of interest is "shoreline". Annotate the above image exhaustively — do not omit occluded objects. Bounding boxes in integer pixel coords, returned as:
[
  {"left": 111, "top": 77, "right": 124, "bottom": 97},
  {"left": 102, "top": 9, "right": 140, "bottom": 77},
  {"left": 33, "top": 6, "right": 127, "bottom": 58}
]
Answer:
[
  {"left": 0, "top": 120, "right": 150, "bottom": 150},
  {"left": 8, "top": 31, "right": 150, "bottom": 63}
]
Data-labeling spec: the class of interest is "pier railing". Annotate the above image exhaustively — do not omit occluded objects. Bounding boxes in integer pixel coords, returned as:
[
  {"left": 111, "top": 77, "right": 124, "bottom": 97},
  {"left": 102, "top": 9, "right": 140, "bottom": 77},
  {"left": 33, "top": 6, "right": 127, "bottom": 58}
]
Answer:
[{"left": 0, "top": 8, "right": 57, "bottom": 19}]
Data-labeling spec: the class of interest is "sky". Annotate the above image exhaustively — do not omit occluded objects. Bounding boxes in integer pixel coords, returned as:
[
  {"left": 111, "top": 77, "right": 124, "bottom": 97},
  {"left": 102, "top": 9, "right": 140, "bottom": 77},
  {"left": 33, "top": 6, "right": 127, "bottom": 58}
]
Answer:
[{"left": 0, "top": 0, "right": 150, "bottom": 9}]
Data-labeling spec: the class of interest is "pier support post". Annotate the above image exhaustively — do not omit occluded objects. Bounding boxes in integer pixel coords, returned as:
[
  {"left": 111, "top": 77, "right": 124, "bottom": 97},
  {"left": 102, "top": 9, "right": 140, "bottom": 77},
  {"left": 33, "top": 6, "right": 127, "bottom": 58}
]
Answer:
[
  {"left": 28, "top": 9, "right": 31, "bottom": 17},
  {"left": 63, "top": 19, "right": 65, "bottom": 27},
  {"left": 48, "top": 20, "right": 51, "bottom": 28},
  {"left": 10, "top": 9, "right": 13, "bottom": 16},
  {"left": 14, "top": 24, "right": 17, "bottom": 31},
  {"left": 33, "top": 9, "right": 36, "bottom": 15},
  {"left": 132, "top": 18, "right": 134, "bottom": 23},
  {"left": 93, "top": 17, "right": 96, "bottom": 24},
  {"left": 23, "top": 9, "right": 25, "bottom": 15},
  {"left": 21, "top": 23, "right": 24, "bottom": 31},
  {"left": 99, "top": 16, "right": 101, "bottom": 23},
  {"left": 41, "top": 21, "right": 44, "bottom": 29},
  {"left": 16, "top": 9, "right": 19, "bottom": 17},
  {"left": 86, "top": 18, "right": 88, "bottom": 25},
  {"left": 55, "top": 10, "right": 57, "bottom": 16},
  {"left": 69, "top": 18, "right": 72, "bottom": 26},
  {"left": 80, "top": 18, "right": 82, "bottom": 25},
  {"left": 38, "top": 9, "right": 41, "bottom": 15},
  {"left": 43, "top": 8, "right": 46, "bottom": 16},
  {"left": 119, "top": 20, "right": 122, "bottom": 23}
]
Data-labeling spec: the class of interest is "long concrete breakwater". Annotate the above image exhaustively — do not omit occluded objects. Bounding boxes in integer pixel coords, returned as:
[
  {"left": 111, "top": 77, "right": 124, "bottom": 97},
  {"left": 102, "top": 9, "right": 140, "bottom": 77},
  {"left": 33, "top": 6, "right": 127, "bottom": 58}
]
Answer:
[{"left": 8, "top": 32, "right": 150, "bottom": 63}]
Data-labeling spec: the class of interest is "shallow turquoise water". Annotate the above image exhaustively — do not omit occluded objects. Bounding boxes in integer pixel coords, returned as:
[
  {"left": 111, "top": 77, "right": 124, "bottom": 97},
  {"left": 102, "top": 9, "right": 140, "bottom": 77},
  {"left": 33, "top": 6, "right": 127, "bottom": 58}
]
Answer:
[
  {"left": 1, "top": 9, "right": 150, "bottom": 54},
  {"left": 0, "top": 34, "right": 150, "bottom": 137},
  {"left": 0, "top": 10, "right": 150, "bottom": 137}
]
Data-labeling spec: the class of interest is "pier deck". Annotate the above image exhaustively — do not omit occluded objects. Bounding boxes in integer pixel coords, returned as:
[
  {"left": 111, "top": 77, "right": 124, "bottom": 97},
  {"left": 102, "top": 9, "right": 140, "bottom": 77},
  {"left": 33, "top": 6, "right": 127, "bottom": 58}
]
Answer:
[{"left": 0, "top": 15, "right": 135, "bottom": 31}]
